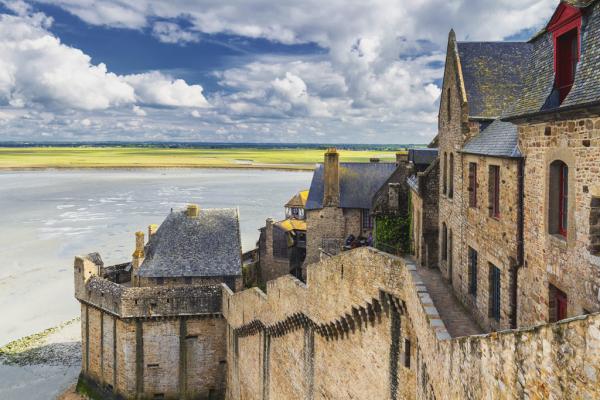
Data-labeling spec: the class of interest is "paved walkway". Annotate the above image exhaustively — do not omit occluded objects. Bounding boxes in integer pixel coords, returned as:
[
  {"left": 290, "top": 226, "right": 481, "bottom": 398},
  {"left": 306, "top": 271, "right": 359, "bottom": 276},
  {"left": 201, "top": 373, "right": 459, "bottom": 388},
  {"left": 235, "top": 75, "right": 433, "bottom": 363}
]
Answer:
[{"left": 415, "top": 266, "right": 483, "bottom": 338}]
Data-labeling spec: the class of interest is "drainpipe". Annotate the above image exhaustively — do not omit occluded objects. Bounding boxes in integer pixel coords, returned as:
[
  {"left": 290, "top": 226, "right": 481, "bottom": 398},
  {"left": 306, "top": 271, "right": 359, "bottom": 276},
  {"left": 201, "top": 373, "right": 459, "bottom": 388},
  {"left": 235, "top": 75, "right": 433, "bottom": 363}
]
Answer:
[{"left": 510, "top": 157, "right": 525, "bottom": 329}]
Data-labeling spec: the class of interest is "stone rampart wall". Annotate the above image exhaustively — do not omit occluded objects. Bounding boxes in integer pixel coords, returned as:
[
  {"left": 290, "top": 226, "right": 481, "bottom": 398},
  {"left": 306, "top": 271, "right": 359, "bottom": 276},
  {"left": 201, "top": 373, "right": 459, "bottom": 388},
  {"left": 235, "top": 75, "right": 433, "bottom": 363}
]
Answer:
[
  {"left": 223, "top": 247, "right": 600, "bottom": 400},
  {"left": 75, "top": 275, "right": 222, "bottom": 318}
]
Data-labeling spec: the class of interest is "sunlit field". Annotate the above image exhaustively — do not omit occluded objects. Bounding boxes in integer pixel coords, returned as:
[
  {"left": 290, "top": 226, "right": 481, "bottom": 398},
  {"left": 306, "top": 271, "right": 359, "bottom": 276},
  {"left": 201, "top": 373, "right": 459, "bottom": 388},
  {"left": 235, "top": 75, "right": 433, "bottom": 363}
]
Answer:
[{"left": 0, "top": 147, "right": 404, "bottom": 170}]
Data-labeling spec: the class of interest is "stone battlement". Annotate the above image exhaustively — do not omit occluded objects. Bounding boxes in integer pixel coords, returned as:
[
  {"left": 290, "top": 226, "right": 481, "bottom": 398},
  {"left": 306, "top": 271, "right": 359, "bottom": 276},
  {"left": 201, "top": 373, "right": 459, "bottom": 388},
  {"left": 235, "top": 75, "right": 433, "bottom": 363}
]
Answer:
[
  {"left": 76, "top": 273, "right": 223, "bottom": 319},
  {"left": 223, "top": 247, "right": 600, "bottom": 399}
]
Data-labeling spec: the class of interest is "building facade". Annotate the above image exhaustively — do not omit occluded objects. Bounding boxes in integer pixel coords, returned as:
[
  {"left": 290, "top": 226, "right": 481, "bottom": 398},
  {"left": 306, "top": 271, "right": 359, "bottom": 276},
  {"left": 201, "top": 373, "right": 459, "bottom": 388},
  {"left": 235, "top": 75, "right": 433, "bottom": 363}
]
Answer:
[
  {"left": 304, "top": 149, "right": 398, "bottom": 265},
  {"left": 75, "top": 206, "right": 242, "bottom": 399}
]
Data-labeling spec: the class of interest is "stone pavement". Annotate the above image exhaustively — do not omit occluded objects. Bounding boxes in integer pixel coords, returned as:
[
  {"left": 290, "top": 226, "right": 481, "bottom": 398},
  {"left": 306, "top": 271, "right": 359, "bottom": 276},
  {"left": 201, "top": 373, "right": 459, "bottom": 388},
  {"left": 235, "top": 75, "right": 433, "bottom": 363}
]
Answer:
[{"left": 415, "top": 266, "right": 483, "bottom": 338}]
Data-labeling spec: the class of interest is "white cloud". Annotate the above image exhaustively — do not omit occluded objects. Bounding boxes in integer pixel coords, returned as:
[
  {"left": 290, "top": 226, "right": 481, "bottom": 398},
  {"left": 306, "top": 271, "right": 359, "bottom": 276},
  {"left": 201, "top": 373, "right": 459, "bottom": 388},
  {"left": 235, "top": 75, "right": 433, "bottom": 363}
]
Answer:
[
  {"left": 122, "top": 71, "right": 210, "bottom": 108},
  {"left": 1, "top": 0, "right": 561, "bottom": 143},
  {"left": 0, "top": 12, "right": 209, "bottom": 112},
  {"left": 152, "top": 21, "right": 200, "bottom": 44}
]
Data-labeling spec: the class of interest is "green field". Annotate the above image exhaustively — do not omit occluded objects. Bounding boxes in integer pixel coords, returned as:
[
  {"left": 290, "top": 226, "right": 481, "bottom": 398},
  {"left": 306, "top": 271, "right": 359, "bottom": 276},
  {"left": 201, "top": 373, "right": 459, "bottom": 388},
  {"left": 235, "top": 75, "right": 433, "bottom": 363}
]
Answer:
[{"left": 0, "top": 147, "right": 403, "bottom": 170}]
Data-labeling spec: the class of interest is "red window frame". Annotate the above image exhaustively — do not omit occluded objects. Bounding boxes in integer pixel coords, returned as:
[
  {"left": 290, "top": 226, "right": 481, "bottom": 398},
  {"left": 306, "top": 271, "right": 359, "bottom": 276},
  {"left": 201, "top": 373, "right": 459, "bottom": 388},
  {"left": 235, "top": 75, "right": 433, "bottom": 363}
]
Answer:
[
  {"left": 489, "top": 166, "right": 500, "bottom": 219},
  {"left": 547, "top": 3, "right": 582, "bottom": 103},
  {"left": 468, "top": 162, "right": 477, "bottom": 207},
  {"left": 558, "top": 164, "right": 568, "bottom": 236}
]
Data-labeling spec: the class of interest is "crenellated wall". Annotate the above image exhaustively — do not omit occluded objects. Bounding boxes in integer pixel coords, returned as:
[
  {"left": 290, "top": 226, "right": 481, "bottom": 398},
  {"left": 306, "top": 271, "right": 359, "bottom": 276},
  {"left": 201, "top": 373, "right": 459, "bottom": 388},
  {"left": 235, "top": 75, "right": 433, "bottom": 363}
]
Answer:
[{"left": 223, "top": 247, "right": 600, "bottom": 400}]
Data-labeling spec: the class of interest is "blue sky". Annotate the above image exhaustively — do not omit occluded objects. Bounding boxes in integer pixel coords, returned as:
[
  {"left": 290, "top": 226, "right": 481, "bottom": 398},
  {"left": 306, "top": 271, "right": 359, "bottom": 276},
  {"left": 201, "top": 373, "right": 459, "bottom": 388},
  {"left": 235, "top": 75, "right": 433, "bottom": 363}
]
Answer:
[{"left": 0, "top": 0, "right": 559, "bottom": 144}]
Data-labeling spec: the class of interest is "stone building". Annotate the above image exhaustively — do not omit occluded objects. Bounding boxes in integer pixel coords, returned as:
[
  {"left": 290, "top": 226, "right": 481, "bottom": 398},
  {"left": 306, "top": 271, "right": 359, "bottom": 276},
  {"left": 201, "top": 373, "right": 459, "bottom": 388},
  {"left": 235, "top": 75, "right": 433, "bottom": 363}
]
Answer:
[
  {"left": 432, "top": 0, "right": 600, "bottom": 331},
  {"left": 258, "top": 190, "right": 308, "bottom": 283},
  {"left": 407, "top": 148, "right": 439, "bottom": 268},
  {"left": 74, "top": 205, "right": 242, "bottom": 399},
  {"left": 304, "top": 148, "right": 397, "bottom": 264},
  {"left": 504, "top": 0, "right": 600, "bottom": 325}
]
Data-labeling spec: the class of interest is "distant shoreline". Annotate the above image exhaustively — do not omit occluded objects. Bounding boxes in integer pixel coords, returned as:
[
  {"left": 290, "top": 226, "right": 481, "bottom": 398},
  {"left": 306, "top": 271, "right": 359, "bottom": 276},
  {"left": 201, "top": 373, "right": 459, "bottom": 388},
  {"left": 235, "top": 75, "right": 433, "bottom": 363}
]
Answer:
[{"left": 0, "top": 146, "right": 401, "bottom": 171}]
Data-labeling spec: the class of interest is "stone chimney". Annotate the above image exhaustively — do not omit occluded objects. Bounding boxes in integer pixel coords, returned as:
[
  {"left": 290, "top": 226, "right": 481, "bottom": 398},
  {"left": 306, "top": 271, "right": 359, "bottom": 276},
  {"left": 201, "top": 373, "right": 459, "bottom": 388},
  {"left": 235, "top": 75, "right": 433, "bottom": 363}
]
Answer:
[
  {"left": 131, "top": 231, "right": 145, "bottom": 286},
  {"left": 396, "top": 152, "right": 408, "bottom": 166},
  {"left": 323, "top": 148, "right": 340, "bottom": 207},
  {"left": 187, "top": 204, "right": 200, "bottom": 218}
]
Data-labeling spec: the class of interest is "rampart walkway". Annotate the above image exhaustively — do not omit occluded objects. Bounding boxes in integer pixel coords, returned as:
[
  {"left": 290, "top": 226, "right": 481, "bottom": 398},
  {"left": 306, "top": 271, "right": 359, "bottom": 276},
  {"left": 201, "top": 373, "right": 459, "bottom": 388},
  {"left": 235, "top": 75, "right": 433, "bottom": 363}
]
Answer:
[{"left": 415, "top": 265, "right": 483, "bottom": 337}]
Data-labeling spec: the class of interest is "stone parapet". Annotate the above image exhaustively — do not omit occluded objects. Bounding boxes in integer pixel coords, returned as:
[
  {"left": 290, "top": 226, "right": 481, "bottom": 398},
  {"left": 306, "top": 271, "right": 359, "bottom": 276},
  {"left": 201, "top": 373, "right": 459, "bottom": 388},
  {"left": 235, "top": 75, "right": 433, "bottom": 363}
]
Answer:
[
  {"left": 76, "top": 276, "right": 222, "bottom": 318},
  {"left": 223, "top": 247, "right": 600, "bottom": 399}
]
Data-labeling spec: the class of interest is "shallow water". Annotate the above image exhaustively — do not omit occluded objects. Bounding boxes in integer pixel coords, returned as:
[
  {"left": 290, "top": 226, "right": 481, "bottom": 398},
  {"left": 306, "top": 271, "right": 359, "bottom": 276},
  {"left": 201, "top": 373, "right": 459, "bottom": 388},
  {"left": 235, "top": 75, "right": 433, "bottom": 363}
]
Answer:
[{"left": 0, "top": 169, "right": 312, "bottom": 345}]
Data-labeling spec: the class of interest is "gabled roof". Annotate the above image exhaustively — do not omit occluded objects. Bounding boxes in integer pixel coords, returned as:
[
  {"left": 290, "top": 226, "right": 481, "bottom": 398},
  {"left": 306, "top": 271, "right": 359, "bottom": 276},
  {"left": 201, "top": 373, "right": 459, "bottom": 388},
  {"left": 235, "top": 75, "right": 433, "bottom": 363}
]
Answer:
[
  {"left": 305, "top": 163, "right": 397, "bottom": 210},
  {"left": 456, "top": 41, "right": 532, "bottom": 119},
  {"left": 462, "top": 119, "right": 521, "bottom": 158},
  {"left": 508, "top": 0, "right": 600, "bottom": 118},
  {"left": 285, "top": 190, "right": 309, "bottom": 208},
  {"left": 138, "top": 208, "right": 241, "bottom": 278}
]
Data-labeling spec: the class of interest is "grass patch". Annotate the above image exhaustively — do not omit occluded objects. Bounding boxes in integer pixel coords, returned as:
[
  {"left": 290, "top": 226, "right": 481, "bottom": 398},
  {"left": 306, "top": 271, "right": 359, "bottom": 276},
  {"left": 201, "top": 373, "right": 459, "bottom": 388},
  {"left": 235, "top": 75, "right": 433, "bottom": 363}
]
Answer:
[{"left": 0, "top": 147, "right": 403, "bottom": 170}]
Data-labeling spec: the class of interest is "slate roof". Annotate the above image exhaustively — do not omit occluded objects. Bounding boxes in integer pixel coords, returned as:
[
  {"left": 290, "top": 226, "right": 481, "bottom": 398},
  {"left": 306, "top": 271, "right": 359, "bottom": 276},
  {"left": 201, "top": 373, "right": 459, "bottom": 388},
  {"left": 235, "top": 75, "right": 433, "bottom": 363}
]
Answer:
[
  {"left": 408, "top": 148, "right": 438, "bottom": 167},
  {"left": 507, "top": 0, "right": 600, "bottom": 117},
  {"left": 138, "top": 208, "right": 242, "bottom": 278},
  {"left": 305, "top": 163, "right": 397, "bottom": 210},
  {"left": 457, "top": 42, "right": 532, "bottom": 119},
  {"left": 462, "top": 119, "right": 521, "bottom": 158}
]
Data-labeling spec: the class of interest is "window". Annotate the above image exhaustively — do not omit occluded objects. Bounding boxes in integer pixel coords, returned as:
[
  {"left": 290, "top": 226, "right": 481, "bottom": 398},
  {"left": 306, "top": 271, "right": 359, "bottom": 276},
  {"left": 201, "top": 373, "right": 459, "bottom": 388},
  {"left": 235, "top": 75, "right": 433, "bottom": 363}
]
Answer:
[
  {"left": 156, "top": 277, "right": 164, "bottom": 285},
  {"left": 468, "top": 162, "right": 478, "bottom": 207},
  {"left": 443, "top": 152, "right": 448, "bottom": 195},
  {"left": 547, "top": 3, "right": 581, "bottom": 104},
  {"left": 362, "top": 209, "right": 373, "bottom": 229},
  {"left": 549, "top": 284, "right": 568, "bottom": 322},
  {"left": 448, "top": 153, "right": 454, "bottom": 199},
  {"left": 184, "top": 276, "right": 192, "bottom": 285},
  {"left": 441, "top": 223, "right": 447, "bottom": 261},
  {"left": 468, "top": 247, "right": 478, "bottom": 296},
  {"left": 404, "top": 339, "right": 411, "bottom": 368},
  {"left": 488, "top": 165, "right": 500, "bottom": 218},
  {"left": 555, "top": 28, "right": 578, "bottom": 103},
  {"left": 549, "top": 161, "right": 568, "bottom": 237},
  {"left": 488, "top": 264, "right": 501, "bottom": 321}
]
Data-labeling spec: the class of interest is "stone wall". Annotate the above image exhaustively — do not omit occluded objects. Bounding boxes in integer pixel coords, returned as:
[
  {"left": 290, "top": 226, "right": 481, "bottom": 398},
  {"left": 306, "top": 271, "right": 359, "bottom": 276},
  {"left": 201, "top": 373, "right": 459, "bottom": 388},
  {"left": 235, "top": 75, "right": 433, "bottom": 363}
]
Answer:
[
  {"left": 223, "top": 247, "right": 600, "bottom": 400},
  {"left": 460, "top": 154, "right": 520, "bottom": 331},
  {"left": 517, "top": 115, "right": 600, "bottom": 326},
  {"left": 76, "top": 258, "right": 228, "bottom": 399},
  {"left": 410, "top": 160, "right": 439, "bottom": 268},
  {"left": 259, "top": 218, "right": 292, "bottom": 283}
]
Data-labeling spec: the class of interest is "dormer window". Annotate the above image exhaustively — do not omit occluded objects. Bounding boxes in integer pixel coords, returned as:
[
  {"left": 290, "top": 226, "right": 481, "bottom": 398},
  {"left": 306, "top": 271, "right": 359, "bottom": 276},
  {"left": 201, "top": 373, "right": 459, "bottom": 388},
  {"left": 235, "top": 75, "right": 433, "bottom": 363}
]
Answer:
[{"left": 547, "top": 3, "right": 582, "bottom": 104}]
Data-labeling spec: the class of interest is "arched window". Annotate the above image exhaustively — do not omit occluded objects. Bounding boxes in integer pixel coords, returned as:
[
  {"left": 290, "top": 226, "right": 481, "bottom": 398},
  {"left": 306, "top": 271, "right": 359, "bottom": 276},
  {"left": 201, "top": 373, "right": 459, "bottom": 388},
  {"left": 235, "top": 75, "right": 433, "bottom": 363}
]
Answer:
[
  {"left": 449, "top": 153, "right": 454, "bottom": 198},
  {"left": 549, "top": 160, "right": 569, "bottom": 236},
  {"left": 441, "top": 222, "right": 448, "bottom": 261},
  {"left": 443, "top": 152, "right": 448, "bottom": 195}
]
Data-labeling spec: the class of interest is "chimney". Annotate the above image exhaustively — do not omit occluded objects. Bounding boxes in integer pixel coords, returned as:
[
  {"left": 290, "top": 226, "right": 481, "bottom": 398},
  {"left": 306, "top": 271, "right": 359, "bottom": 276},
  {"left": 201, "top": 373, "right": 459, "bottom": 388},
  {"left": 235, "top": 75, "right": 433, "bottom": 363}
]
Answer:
[
  {"left": 148, "top": 224, "right": 158, "bottom": 238},
  {"left": 187, "top": 204, "right": 200, "bottom": 218},
  {"left": 131, "top": 231, "right": 145, "bottom": 287},
  {"left": 396, "top": 152, "right": 408, "bottom": 166},
  {"left": 323, "top": 148, "right": 340, "bottom": 207}
]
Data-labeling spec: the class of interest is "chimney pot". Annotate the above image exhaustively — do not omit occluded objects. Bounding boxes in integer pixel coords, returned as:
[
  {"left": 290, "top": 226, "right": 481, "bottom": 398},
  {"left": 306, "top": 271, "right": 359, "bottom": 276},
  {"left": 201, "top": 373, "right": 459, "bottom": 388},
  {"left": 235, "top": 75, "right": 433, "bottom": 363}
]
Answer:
[
  {"left": 148, "top": 224, "right": 158, "bottom": 238},
  {"left": 187, "top": 204, "right": 200, "bottom": 218}
]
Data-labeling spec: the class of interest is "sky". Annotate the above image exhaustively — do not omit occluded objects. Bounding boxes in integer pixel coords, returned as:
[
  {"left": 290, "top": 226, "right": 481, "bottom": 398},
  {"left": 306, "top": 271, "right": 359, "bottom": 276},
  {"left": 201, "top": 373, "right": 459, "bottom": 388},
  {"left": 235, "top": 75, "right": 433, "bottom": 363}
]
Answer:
[{"left": 0, "top": 0, "right": 560, "bottom": 144}]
